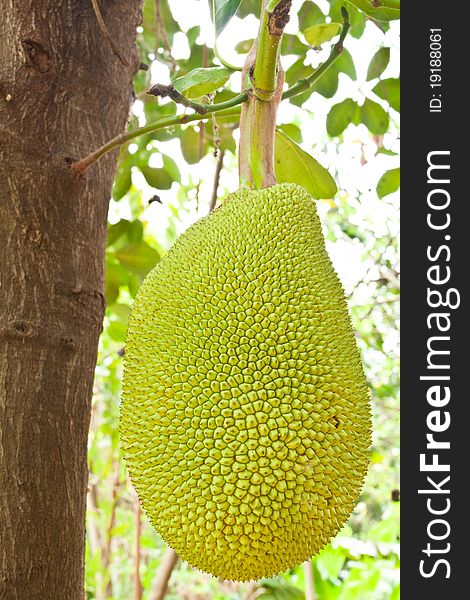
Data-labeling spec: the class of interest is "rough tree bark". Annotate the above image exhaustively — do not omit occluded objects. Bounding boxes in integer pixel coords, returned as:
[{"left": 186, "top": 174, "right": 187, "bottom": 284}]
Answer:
[{"left": 0, "top": 1, "right": 142, "bottom": 598}]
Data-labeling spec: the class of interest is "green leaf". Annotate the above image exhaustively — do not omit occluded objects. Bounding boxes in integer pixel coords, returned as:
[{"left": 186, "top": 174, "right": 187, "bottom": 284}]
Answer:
[
  {"left": 115, "top": 242, "right": 160, "bottom": 277},
  {"left": 107, "top": 220, "right": 130, "bottom": 247},
  {"left": 373, "top": 77, "right": 400, "bottom": 111},
  {"left": 367, "top": 47, "right": 390, "bottom": 80},
  {"left": 346, "top": 0, "right": 400, "bottom": 21},
  {"left": 140, "top": 166, "right": 173, "bottom": 190},
  {"left": 172, "top": 67, "right": 231, "bottom": 99},
  {"left": 108, "top": 321, "right": 127, "bottom": 343},
  {"left": 281, "top": 34, "right": 309, "bottom": 56},
  {"left": 377, "top": 146, "right": 398, "bottom": 156},
  {"left": 235, "top": 39, "right": 254, "bottom": 53},
  {"left": 336, "top": 48, "right": 357, "bottom": 80},
  {"left": 298, "top": 1, "right": 325, "bottom": 28},
  {"left": 112, "top": 167, "right": 132, "bottom": 201},
  {"left": 377, "top": 167, "right": 400, "bottom": 198},
  {"left": 180, "top": 127, "right": 206, "bottom": 164},
  {"left": 162, "top": 154, "right": 181, "bottom": 183},
  {"left": 209, "top": 0, "right": 242, "bottom": 37},
  {"left": 312, "top": 66, "right": 339, "bottom": 98},
  {"left": 303, "top": 23, "right": 341, "bottom": 46},
  {"left": 327, "top": 99, "right": 360, "bottom": 136},
  {"left": 274, "top": 131, "right": 337, "bottom": 199},
  {"left": 361, "top": 98, "right": 389, "bottom": 134},
  {"left": 105, "top": 260, "right": 121, "bottom": 305},
  {"left": 278, "top": 123, "right": 303, "bottom": 143}
]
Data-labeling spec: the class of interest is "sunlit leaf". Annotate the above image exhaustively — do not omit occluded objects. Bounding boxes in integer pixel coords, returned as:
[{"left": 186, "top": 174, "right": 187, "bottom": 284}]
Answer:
[
  {"left": 377, "top": 168, "right": 400, "bottom": 198},
  {"left": 303, "top": 23, "right": 341, "bottom": 46},
  {"left": 274, "top": 131, "right": 337, "bottom": 199},
  {"left": 115, "top": 242, "right": 160, "bottom": 277},
  {"left": 327, "top": 99, "right": 360, "bottom": 136},
  {"left": 278, "top": 123, "right": 303, "bottom": 143},
  {"left": 346, "top": 0, "right": 400, "bottom": 21},
  {"left": 173, "top": 66, "right": 231, "bottom": 99},
  {"left": 140, "top": 166, "right": 173, "bottom": 190}
]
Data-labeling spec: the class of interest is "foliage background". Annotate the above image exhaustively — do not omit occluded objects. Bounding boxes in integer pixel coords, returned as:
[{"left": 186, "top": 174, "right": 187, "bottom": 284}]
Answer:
[{"left": 86, "top": 1, "right": 400, "bottom": 598}]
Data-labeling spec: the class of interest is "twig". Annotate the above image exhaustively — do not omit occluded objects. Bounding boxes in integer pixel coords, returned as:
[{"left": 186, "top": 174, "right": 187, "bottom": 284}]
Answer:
[
  {"left": 209, "top": 149, "right": 225, "bottom": 212},
  {"left": 90, "top": 0, "right": 129, "bottom": 66},
  {"left": 70, "top": 96, "right": 246, "bottom": 175},
  {"left": 147, "top": 83, "right": 210, "bottom": 114},
  {"left": 70, "top": 11, "right": 350, "bottom": 175},
  {"left": 304, "top": 559, "right": 316, "bottom": 600},
  {"left": 134, "top": 498, "right": 142, "bottom": 600},
  {"left": 148, "top": 547, "right": 179, "bottom": 600}
]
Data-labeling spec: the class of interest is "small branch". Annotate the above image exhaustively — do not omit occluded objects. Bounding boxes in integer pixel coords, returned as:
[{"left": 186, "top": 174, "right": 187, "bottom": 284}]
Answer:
[
  {"left": 251, "top": 0, "right": 292, "bottom": 100},
  {"left": 70, "top": 11, "right": 349, "bottom": 175},
  {"left": 90, "top": 0, "right": 129, "bottom": 66},
  {"left": 209, "top": 149, "right": 225, "bottom": 212},
  {"left": 283, "top": 7, "right": 350, "bottom": 100},
  {"left": 304, "top": 559, "right": 316, "bottom": 600},
  {"left": 148, "top": 547, "right": 179, "bottom": 600},
  {"left": 70, "top": 94, "right": 247, "bottom": 175},
  {"left": 134, "top": 498, "right": 142, "bottom": 600},
  {"left": 147, "top": 84, "right": 209, "bottom": 114}
]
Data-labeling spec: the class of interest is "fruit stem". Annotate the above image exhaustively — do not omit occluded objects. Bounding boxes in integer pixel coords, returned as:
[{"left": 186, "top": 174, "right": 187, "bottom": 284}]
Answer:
[{"left": 238, "top": 0, "right": 292, "bottom": 189}]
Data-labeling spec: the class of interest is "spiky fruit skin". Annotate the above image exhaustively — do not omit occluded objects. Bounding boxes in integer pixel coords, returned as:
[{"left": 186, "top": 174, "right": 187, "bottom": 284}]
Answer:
[{"left": 121, "top": 183, "right": 371, "bottom": 581}]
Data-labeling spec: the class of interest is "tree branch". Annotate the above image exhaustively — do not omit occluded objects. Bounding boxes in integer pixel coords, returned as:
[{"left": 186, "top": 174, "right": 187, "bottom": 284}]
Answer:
[
  {"left": 148, "top": 547, "right": 179, "bottom": 600},
  {"left": 70, "top": 10, "right": 350, "bottom": 175}
]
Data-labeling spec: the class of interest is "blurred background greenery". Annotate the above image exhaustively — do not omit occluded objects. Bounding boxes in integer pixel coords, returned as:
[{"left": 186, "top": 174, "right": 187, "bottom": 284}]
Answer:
[{"left": 86, "top": 1, "right": 400, "bottom": 598}]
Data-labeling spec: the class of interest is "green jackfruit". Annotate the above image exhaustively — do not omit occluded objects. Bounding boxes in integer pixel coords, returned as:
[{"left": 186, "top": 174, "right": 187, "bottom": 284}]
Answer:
[{"left": 120, "top": 183, "right": 371, "bottom": 581}]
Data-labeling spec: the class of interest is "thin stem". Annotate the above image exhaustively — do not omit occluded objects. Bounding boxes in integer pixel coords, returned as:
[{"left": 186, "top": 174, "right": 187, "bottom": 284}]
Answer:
[
  {"left": 148, "top": 547, "right": 179, "bottom": 600},
  {"left": 209, "top": 148, "right": 225, "bottom": 212},
  {"left": 251, "top": 0, "right": 292, "bottom": 100},
  {"left": 71, "top": 94, "right": 247, "bottom": 174}
]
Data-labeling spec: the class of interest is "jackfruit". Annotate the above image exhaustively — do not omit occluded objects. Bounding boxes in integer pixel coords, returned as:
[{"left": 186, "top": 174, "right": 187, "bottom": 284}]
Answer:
[{"left": 120, "top": 183, "right": 371, "bottom": 581}]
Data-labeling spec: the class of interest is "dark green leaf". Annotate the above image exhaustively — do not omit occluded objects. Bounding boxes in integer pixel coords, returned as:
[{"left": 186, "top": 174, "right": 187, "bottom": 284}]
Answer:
[
  {"left": 312, "top": 66, "right": 339, "bottom": 98},
  {"left": 377, "top": 167, "right": 400, "bottom": 198},
  {"left": 298, "top": 1, "right": 325, "bottom": 28},
  {"left": 327, "top": 99, "right": 360, "bottom": 136},
  {"left": 278, "top": 123, "right": 303, "bottom": 143},
  {"left": 367, "top": 47, "right": 390, "bottom": 80},
  {"left": 346, "top": 0, "right": 400, "bottom": 22},
  {"left": 304, "top": 23, "right": 341, "bottom": 46},
  {"left": 236, "top": 0, "right": 259, "bottom": 18},
  {"left": 209, "top": 0, "right": 242, "bottom": 37},
  {"left": 105, "top": 260, "right": 121, "bottom": 305},
  {"left": 361, "top": 98, "right": 389, "bottom": 134},
  {"left": 115, "top": 242, "right": 160, "bottom": 277},
  {"left": 373, "top": 77, "right": 400, "bottom": 111},
  {"left": 128, "top": 220, "right": 143, "bottom": 243},
  {"left": 274, "top": 131, "right": 337, "bottom": 199},
  {"left": 173, "top": 67, "right": 231, "bottom": 99},
  {"left": 107, "top": 220, "right": 130, "bottom": 247},
  {"left": 112, "top": 168, "right": 132, "bottom": 201}
]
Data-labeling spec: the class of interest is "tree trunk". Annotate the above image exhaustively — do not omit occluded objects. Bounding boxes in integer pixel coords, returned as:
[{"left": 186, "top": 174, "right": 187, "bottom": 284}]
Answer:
[{"left": 0, "top": 2, "right": 142, "bottom": 598}]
